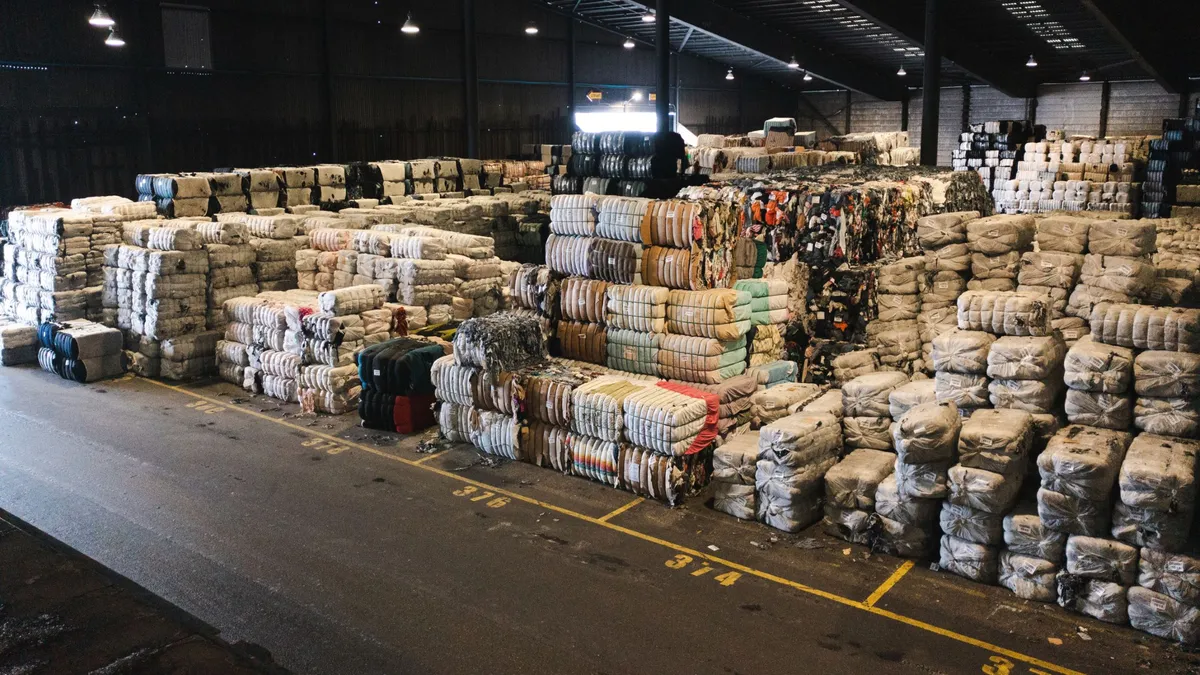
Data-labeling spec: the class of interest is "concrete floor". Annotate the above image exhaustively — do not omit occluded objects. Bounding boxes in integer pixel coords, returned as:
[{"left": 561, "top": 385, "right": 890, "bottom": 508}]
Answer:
[{"left": 0, "top": 366, "right": 1196, "bottom": 675}]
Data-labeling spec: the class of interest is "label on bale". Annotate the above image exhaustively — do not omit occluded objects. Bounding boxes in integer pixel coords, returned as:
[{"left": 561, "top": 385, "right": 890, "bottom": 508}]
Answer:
[
  {"left": 1064, "top": 330, "right": 1078, "bottom": 340},
  {"left": 624, "top": 347, "right": 635, "bottom": 359},
  {"left": 1168, "top": 560, "right": 1187, "bottom": 573},
  {"left": 627, "top": 462, "right": 640, "bottom": 483},
  {"left": 374, "top": 369, "right": 381, "bottom": 376},
  {"left": 1151, "top": 595, "right": 1169, "bottom": 612}
]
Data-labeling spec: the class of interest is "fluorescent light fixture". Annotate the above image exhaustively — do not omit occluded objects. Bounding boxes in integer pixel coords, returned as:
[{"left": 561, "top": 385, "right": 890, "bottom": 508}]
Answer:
[
  {"left": 104, "top": 27, "right": 125, "bottom": 47},
  {"left": 897, "top": 65, "right": 907, "bottom": 76},
  {"left": 401, "top": 12, "right": 419, "bottom": 34},
  {"left": 1079, "top": 71, "right": 1091, "bottom": 81},
  {"left": 1026, "top": 54, "right": 1038, "bottom": 67},
  {"left": 623, "top": 37, "right": 635, "bottom": 49},
  {"left": 803, "top": 70, "right": 813, "bottom": 82},
  {"left": 89, "top": 4, "right": 115, "bottom": 28},
  {"left": 525, "top": 22, "right": 538, "bottom": 35},
  {"left": 641, "top": 12, "right": 655, "bottom": 23},
  {"left": 788, "top": 56, "right": 800, "bottom": 70},
  {"left": 725, "top": 68, "right": 734, "bottom": 81},
  {"left": 630, "top": 90, "right": 643, "bottom": 101}
]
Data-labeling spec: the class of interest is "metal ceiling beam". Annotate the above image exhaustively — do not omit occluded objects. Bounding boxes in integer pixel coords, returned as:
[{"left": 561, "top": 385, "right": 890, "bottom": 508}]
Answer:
[
  {"left": 828, "top": 0, "right": 1035, "bottom": 99},
  {"left": 1078, "top": 0, "right": 1188, "bottom": 94},
  {"left": 623, "top": 0, "right": 905, "bottom": 100}
]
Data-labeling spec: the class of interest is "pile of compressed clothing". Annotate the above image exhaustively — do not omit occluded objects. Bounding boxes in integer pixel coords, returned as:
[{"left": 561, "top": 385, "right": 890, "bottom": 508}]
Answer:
[
  {"left": 218, "top": 285, "right": 404, "bottom": 411},
  {"left": 35, "top": 319, "right": 124, "bottom": 383},
  {"left": 216, "top": 212, "right": 305, "bottom": 292},
  {"left": 757, "top": 412, "right": 842, "bottom": 532},
  {"left": 358, "top": 336, "right": 446, "bottom": 432},
  {"left": 916, "top": 211, "right": 978, "bottom": 372},
  {"left": 0, "top": 318, "right": 37, "bottom": 366}
]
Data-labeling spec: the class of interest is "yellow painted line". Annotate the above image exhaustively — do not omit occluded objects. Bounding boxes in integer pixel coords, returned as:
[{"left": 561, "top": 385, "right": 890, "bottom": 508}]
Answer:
[
  {"left": 144, "top": 378, "right": 1083, "bottom": 675},
  {"left": 864, "top": 560, "right": 914, "bottom": 607},
  {"left": 597, "top": 497, "right": 644, "bottom": 523},
  {"left": 413, "top": 452, "right": 444, "bottom": 465}
]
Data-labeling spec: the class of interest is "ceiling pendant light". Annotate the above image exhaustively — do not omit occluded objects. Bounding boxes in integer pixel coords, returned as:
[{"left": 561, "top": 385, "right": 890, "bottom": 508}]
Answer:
[
  {"left": 104, "top": 27, "right": 125, "bottom": 47},
  {"left": 642, "top": 12, "right": 656, "bottom": 23},
  {"left": 88, "top": 4, "right": 115, "bottom": 28},
  {"left": 897, "top": 65, "right": 907, "bottom": 76},
  {"left": 1026, "top": 54, "right": 1038, "bottom": 68},
  {"left": 803, "top": 70, "right": 813, "bottom": 82},
  {"left": 623, "top": 37, "right": 635, "bottom": 49},
  {"left": 725, "top": 68, "right": 734, "bottom": 81},
  {"left": 524, "top": 22, "right": 539, "bottom": 35},
  {"left": 400, "top": 12, "right": 420, "bottom": 34},
  {"left": 788, "top": 56, "right": 800, "bottom": 70},
  {"left": 1079, "top": 71, "right": 1091, "bottom": 81}
]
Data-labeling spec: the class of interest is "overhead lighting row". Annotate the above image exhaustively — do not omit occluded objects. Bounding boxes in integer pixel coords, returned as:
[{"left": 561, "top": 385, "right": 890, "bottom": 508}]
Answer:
[{"left": 88, "top": 3, "right": 124, "bottom": 47}]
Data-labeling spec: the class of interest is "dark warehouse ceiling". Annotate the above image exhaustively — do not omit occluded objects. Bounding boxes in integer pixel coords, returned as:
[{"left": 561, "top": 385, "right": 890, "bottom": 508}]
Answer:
[{"left": 537, "top": 0, "right": 1200, "bottom": 101}]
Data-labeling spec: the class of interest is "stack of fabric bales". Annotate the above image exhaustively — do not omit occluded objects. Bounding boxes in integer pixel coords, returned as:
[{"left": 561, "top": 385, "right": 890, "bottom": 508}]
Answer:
[
  {"left": 841, "top": 371, "right": 908, "bottom": 452},
  {"left": 1130, "top": 549, "right": 1200, "bottom": 643},
  {"left": 1063, "top": 336, "right": 1135, "bottom": 430},
  {"left": 556, "top": 277, "right": 609, "bottom": 365},
  {"left": 713, "top": 432, "right": 759, "bottom": 520},
  {"left": 35, "top": 319, "right": 124, "bottom": 383},
  {"left": 359, "top": 337, "right": 445, "bottom": 432},
  {"left": 1001, "top": 503, "right": 1067, "bottom": 602},
  {"left": 941, "top": 408, "right": 1028, "bottom": 583},
  {"left": 932, "top": 328, "right": 995, "bottom": 414},
  {"left": 202, "top": 221, "right": 257, "bottom": 332},
  {"left": 734, "top": 279, "right": 789, "bottom": 366},
  {"left": 986, "top": 332, "right": 1066, "bottom": 426},
  {"left": 1066, "top": 220, "right": 1157, "bottom": 319},
  {"left": 916, "top": 211, "right": 977, "bottom": 374},
  {"left": 272, "top": 167, "right": 315, "bottom": 209},
  {"left": 1113, "top": 434, "right": 1198, "bottom": 553},
  {"left": 507, "top": 263, "right": 556, "bottom": 339},
  {"left": 4, "top": 209, "right": 97, "bottom": 325},
  {"left": 886, "top": 401, "right": 959, "bottom": 558},
  {"left": 136, "top": 174, "right": 211, "bottom": 218},
  {"left": 660, "top": 289, "right": 750, "bottom": 384},
  {"left": 234, "top": 169, "right": 282, "bottom": 214},
  {"left": 0, "top": 319, "right": 38, "bottom": 365},
  {"left": 868, "top": 257, "right": 924, "bottom": 374},
  {"left": 69, "top": 197, "right": 155, "bottom": 289},
  {"left": 965, "top": 215, "right": 1035, "bottom": 293},
  {"left": 217, "top": 213, "right": 304, "bottom": 292},
  {"left": 1057, "top": 535, "right": 1139, "bottom": 624},
  {"left": 606, "top": 285, "right": 668, "bottom": 376},
  {"left": 1037, "top": 423, "right": 1132, "bottom": 546},
  {"left": 691, "top": 374, "right": 760, "bottom": 436},
  {"left": 313, "top": 165, "right": 347, "bottom": 205},
  {"left": 757, "top": 412, "right": 842, "bottom": 532},
  {"left": 823, "top": 447, "right": 895, "bottom": 544}
]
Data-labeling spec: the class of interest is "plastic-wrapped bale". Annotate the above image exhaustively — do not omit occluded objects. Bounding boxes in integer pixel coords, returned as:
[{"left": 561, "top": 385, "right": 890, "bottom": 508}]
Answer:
[
  {"left": 888, "top": 379, "right": 936, "bottom": 420},
  {"left": 1065, "top": 535, "right": 1138, "bottom": 586},
  {"left": 605, "top": 284, "right": 668, "bottom": 333},
  {"left": 1134, "top": 396, "right": 1200, "bottom": 438},
  {"left": 750, "top": 359, "right": 798, "bottom": 389},
  {"left": 733, "top": 279, "right": 788, "bottom": 326},
  {"left": 1139, "top": 549, "right": 1200, "bottom": 609},
  {"left": 1057, "top": 574, "right": 1128, "bottom": 624},
  {"left": 999, "top": 551, "right": 1059, "bottom": 601},
  {"left": 1037, "top": 425, "right": 1133, "bottom": 536},
  {"left": 664, "top": 289, "right": 751, "bottom": 342},
  {"left": 690, "top": 374, "right": 759, "bottom": 435},
  {"left": 1079, "top": 254, "right": 1156, "bottom": 299},
  {"left": 1065, "top": 284, "right": 1135, "bottom": 321},
  {"left": 893, "top": 401, "right": 959, "bottom": 467},
  {"left": 958, "top": 409, "right": 1032, "bottom": 476},
  {"left": 1064, "top": 389, "right": 1133, "bottom": 430},
  {"left": 870, "top": 324, "right": 921, "bottom": 372},
  {"left": 1064, "top": 336, "right": 1134, "bottom": 394},
  {"left": 748, "top": 382, "right": 821, "bottom": 428},
  {"left": 1004, "top": 508, "right": 1067, "bottom": 563},
  {"left": 831, "top": 349, "right": 879, "bottom": 386},
  {"left": 803, "top": 389, "right": 843, "bottom": 420},
  {"left": 572, "top": 376, "right": 653, "bottom": 443},
  {"left": 934, "top": 371, "right": 991, "bottom": 409},
  {"left": 622, "top": 383, "right": 717, "bottom": 457},
  {"left": 713, "top": 432, "right": 759, "bottom": 519},
  {"left": 822, "top": 448, "right": 894, "bottom": 544},
  {"left": 1088, "top": 219, "right": 1156, "bottom": 257},
  {"left": 0, "top": 320, "right": 39, "bottom": 366},
  {"left": 877, "top": 257, "right": 925, "bottom": 294},
  {"left": 1016, "top": 284, "right": 1068, "bottom": 319},
  {"left": 874, "top": 474, "right": 939, "bottom": 557},
  {"left": 1054, "top": 317, "right": 1090, "bottom": 347},
  {"left": 1089, "top": 304, "right": 1200, "bottom": 353},
  {"left": 916, "top": 211, "right": 977, "bottom": 250},
  {"left": 956, "top": 290, "right": 1052, "bottom": 337},
  {"left": 966, "top": 215, "right": 1035, "bottom": 256},
  {"left": 756, "top": 413, "right": 842, "bottom": 532},
  {"left": 940, "top": 534, "right": 999, "bottom": 584},
  {"left": 875, "top": 294, "right": 921, "bottom": 324},
  {"left": 986, "top": 334, "right": 1064, "bottom": 382},
  {"left": 926, "top": 243, "right": 971, "bottom": 274},
  {"left": 1017, "top": 251, "right": 1083, "bottom": 291},
  {"left": 842, "top": 371, "right": 908, "bottom": 418},
  {"left": 921, "top": 271, "right": 967, "bottom": 310},
  {"left": 1128, "top": 587, "right": 1200, "bottom": 645},
  {"left": 549, "top": 194, "right": 597, "bottom": 237},
  {"left": 452, "top": 312, "right": 547, "bottom": 376},
  {"left": 941, "top": 499, "right": 1005, "bottom": 547},
  {"left": 1134, "top": 351, "right": 1200, "bottom": 399},
  {"left": 988, "top": 377, "right": 1062, "bottom": 415},
  {"left": 1036, "top": 217, "right": 1091, "bottom": 254},
  {"left": 1113, "top": 434, "right": 1199, "bottom": 551},
  {"left": 947, "top": 463, "right": 1021, "bottom": 515},
  {"left": 931, "top": 329, "right": 994, "bottom": 374}
]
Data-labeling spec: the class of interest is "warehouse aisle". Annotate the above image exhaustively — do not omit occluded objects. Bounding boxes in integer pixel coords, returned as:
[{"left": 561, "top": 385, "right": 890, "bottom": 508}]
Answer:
[{"left": 0, "top": 368, "right": 1192, "bottom": 675}]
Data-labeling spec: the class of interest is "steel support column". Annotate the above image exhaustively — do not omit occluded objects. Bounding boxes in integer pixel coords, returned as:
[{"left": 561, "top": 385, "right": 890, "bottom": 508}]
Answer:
[
  {"left": 463, "top": 0, "right": 479, "bottom": 158},
  {"left": 567, "top": 16, "right": 577, "bottom": 134},
  {"left": 901, "top": 91, "right": 910, "bottom": 132},
  {"left": 1099, "top": 80, "right": 1111, "bottom": 138},
  {"left": 655, "top": 0, "right": 670, "bottom": 133},
  {"left": 919, "top": 0, "right": 941, "bottom": 166}
]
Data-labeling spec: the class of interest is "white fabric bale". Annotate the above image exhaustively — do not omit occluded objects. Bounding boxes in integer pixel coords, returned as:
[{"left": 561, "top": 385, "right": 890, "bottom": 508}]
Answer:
[
  {"left": 1066, "top": 284, "right": 1134, "bottom": 321},
  {"left": 1017, "top": 251, "right": 1083, "bottom": 289},
  {"left": 966, "top": 215, "right": 1036, "bottom": 255},
  {"left": 822, "top": 506, "right": 872, "bottom": 545},
  {"left": 1004, "top": 509, "right": 1067, "bottom": 563},
  {"left": 917, "top": 211, "right": 977, "bottom": 249},
  {"left": 1080, "top": 254, "right": 1156, "bottom": 298},
  {"left": 934, "top": 371, "right": 990, "bottom": 408},
  {"left": 1118, "top": 433, "right": 1198, "bottom": 514},
  {"left": 1139, "top": 549, "right": 1200, "bottom": 607},
  {"left": 970, "top": 252, "right": 1021, "bottom": 281},
  {"left": 713, "top": 483, "right": 757, "bottom": 521},
  {"left": 756, "top": 412, "right": 842, "bottom": 531},
  {"left": 1038, "top": 487, "right": 1111, "bottom": 537},
  {"left": 986, "top": 335, "right": 1065, "bottom": 381},
  {"left": 1089, "top": 303, "right": 1200, "bottom": 353},
  {"left": 874, "top": 511, "right": 936, "bottom": 558},
  {"left": 940, "top": 500, "right": 1004, "bottom": 545},
  {"left": 948, "top": 464, "right": 1022, "bottom": 514},
  {"left": 1128, "top": 587, "right": 1200, "bottom": 645},
  {"left": 572, "top": 376, "right": 652, "bottom": 442},
  {"left": 622, "top": 386, "right": 709, "bottom": 456},
  {"left": 1037, "top": 424, "right": 1132, "bottom": 501},
  {"left": 802, "top": 390, "right": 843, "bottom": 420},
  {"left": 893, "top": 401, "right": 960, "bottom": 464},
  {"left": 988, "top": 378, "right": 1062, "bottom": 414},
  {"left": 877, "top": 257, "right": 925, "bottom": 293},
  {"left": 749, "top": 382, "right": 821, "bottom": 427},
  {"left": 1064, "top": 336, "right": 1134, "bottom": 393},
  {"left": 1065, "top": 535, "right": 1138, "bottom": 585},
  {"left": 888, "top": 379, "right": 936, "bottom": 420},
  {"left": 823, "top": 448, "right": 894, "bottom": 510},
  {"left": 876, "top": 473, "right": 940, "bottom": 527},
  {"left": 957, "top": 290, "right": 1052, "bottom": 337},
  {"left": 1134, "top": 397, "right": 1200, "bottom": 438},
  {"left": 894, "top": 458, "right": 951, "bottom": 499},
  {"left": 1113, "top": 500, "right": 1190, "bottom": 551},
  {"left": 1054, "top": 317, "right": 1090, "bottom": 347},
  {"left": 958, "top": 408, "right": 1032, "bottom": 476},
  {"left": 842, "top": 416, "right": 893, "bottom": 450},
  {"left": 317, "top": 285, "right": 386, "bottom": 315},
  {"left": 1036, "top": 216, "right": 1091, "bottom": 254},
  {"left": 713, "top": 432, "right": 759, "bottom": 485},
  {"left": 939, "top": 534, "right": 998, "bottom": 584},
  {"left": 1016, "top": 284, "right": 1068, "bottom": 317},
  {"left": 925, "top": 243, "right": 971, "bottom": 273},
  {"left": 1134, "top": 350, "right": 1200, "bottom": 398},
  {"left": 921, "top": 271, "right": 967, "bottom": 309},
  {"left": 1088, "top": 219, "right": 1156, "bottom": 257},
  {"left": 999, "top": 551, "right": 1059, "bottom": 602},
  {"left": 1064, "top": 389, "right": 1133, "bottom": 430},
  {"left": 1057, "top": 575, "right": 1128, "bottom": 625},
  {"left": 931, "top": 329, "right": 994, "bottom": 374},
  {"left": 842, "top": 371, "right": 908, "bottom": 418},
  {"left": 832, "top": 349, "right": 880, "bottom": 385}
]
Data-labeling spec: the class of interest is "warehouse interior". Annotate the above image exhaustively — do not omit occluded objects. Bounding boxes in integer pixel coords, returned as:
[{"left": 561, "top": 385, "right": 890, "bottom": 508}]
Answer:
[{"left": 3, "top": 1, "right": 1200, "bottom": 673}]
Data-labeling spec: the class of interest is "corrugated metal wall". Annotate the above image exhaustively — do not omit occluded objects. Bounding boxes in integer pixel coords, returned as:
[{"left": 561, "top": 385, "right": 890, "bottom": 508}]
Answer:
[
  {"left": 850, "top": 92, "right": 902, "bottom": 134},
  {"left": 1107, "top": 81, "right": 1181, "bottom": 136},
  {"left": 1036, "top": 83, "right": 1104, "bottom": 137},
  {"left": 969, "top": 86, "right": 1030, "bottom": 126}
]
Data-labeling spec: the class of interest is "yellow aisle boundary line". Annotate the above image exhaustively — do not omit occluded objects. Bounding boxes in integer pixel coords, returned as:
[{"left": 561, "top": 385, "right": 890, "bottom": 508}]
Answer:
[
  {"left": 597, "top": 497, "right": 644, "bottom": 523},
  {"left": 413, "top": 452, "right": 444, "bottom": 465},
  {"left": 142, "top": 379, "right": 1082, "bottom": 675},
  {"left": 864, "top": 560, "right": 915, "bottom": 607}
]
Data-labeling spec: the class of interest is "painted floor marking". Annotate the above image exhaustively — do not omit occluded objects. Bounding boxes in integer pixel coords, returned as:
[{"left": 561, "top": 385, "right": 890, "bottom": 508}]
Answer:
[
  {"left": 143, "top": 378, "right": 1083, "bottom": 675},
  {"left": 597, "top": 497, "right": 644, "bottom": 523},
  {"left": 865, "top": 560, "right": 915, "bottom": 607}
]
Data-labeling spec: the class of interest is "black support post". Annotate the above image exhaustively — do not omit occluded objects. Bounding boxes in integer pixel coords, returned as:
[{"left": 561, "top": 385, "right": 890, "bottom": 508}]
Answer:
[
  {"left": 655, "top": 0, "right": 670, "bottom": 133},
  {"left": 961, "top": 84, "right": 971, "bottom": 134},
  {"left": 321, "top": 0, "right": 338, "bottom": 160},
  {"left": 463, "top": 0, "right": 479, "bottom": 158},
  {"left": 1099, "top": 80, "right": 1111, "bottom": 138},
  {"left": 844, "top": 90, "right": 852, "bottom": 134},
  {"left": 567, "top": 16, "right": 576, "bottom": 134},
  {"left": 920, "top": 0, "right": 941, "bottom": 166},
  {"left": 901, "top": 91, "right": 910, "bottom": 132},
  {"left": 1028, "top": 96, "right": 1038, "bottom": 125}
]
